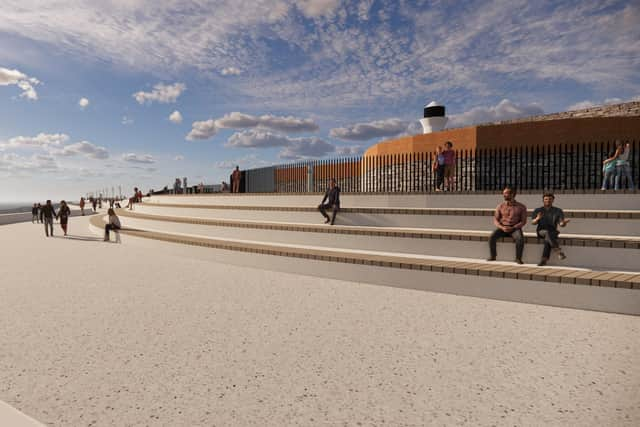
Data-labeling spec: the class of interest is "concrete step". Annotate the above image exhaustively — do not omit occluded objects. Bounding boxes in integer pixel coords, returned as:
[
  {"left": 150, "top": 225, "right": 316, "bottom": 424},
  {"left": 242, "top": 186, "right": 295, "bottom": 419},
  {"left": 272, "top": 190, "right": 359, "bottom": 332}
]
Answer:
[
  {"left": 115, "top": 210, "right": 640, "bottom": 272},
  {"left": 88, "top": 214, "right": 640, "bottom": 316},
  {"left": 132, "top": 203, "right": 640, "bottom": 236},
  {"left": 145, "top": 191, "right": 640, "bottom": 210}
]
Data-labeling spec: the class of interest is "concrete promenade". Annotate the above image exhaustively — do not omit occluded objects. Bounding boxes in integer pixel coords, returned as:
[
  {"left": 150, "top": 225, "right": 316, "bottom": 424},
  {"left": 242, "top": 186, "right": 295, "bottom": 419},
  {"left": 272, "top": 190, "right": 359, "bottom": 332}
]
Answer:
[{"left": 1, "top": 213, "right": 639, "bottom": 426}]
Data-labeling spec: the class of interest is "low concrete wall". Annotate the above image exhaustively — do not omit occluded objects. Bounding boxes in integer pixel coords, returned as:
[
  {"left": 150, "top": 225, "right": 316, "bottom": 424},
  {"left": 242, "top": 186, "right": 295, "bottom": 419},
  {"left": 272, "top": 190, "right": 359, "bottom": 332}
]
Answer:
[
  {"left": 0, "top": 207, "right": 89, "bottom": 226},
  {"left": 145, "top": 192, "right": 640, "bottom": 210}
]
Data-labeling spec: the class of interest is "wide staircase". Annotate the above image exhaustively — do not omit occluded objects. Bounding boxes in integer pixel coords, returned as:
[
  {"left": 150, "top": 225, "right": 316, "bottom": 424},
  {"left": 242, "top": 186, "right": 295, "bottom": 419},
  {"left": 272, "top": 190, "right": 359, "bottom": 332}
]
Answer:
[{"left": 89, "top": 191, "right": 640, "bottom": 315}]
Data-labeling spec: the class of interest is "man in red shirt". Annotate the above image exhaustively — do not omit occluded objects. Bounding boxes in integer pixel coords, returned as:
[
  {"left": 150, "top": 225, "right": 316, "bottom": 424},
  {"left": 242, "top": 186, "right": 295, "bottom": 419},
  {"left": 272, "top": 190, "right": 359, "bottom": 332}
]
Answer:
[
  {"left": 487, "top": 186, "right": 527, "bottom": 264},
  {"left": 442, "top": 141, "right": 456, "bottom": 191}
]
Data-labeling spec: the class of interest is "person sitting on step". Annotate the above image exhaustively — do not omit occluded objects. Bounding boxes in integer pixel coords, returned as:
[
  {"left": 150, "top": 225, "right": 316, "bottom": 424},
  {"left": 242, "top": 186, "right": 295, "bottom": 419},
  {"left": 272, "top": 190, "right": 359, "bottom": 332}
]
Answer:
[
  {"left": 104, "top": 208, "right": 121, "bottom": 242},
  {"left": 487, "top": 186, "right": 527, "bottom": 264},
  {"left": 531, "top": 193, "right": 569, "bottom": 266},
  {"left": 318, "top": 178, "right": 340, "bottom": 225}
]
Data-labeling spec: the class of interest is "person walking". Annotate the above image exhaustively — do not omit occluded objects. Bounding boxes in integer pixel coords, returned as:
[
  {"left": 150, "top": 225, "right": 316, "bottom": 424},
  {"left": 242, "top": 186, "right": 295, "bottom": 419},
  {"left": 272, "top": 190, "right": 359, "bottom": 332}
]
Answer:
[
  {"left": 91, "top": 198, "right": 97, "bottom": 212},
  {"left": 104, "top": 208, "right": 121, "bottom": 241},
  {"left": 56, "top": 200, "right": 71, "bottom": 236},
  {"left": 37, "top": 203, "right": 43, "bottom": 223},
  {"left": 442, "top": 141, "right": 456, "bottom": 191},
  {"left": 31, "top": 203, "right": 38, "bottom": 223},
  {"left": 487, "top": 186, "right": 527, "bottom": 264},
  {"left": 174, "top": 178, "right": 182, "bottom": 195},
  {"left": 614, "top": 141, "right": 634, "bottom": 190},
  {"left": 232, "top": 166, "right": 241, "bottom": 193},
  {"left": 41, "top": 200, "right": 57, "bottom": 237},
  {"left": 531, "top": 193, "right": 569, "bottom": 266},
  {"left": 79, "top": 197, "right": 86, "bottom": 216},
  {"left": 318, "top": 178, "right": 340, "bottom": 225}
]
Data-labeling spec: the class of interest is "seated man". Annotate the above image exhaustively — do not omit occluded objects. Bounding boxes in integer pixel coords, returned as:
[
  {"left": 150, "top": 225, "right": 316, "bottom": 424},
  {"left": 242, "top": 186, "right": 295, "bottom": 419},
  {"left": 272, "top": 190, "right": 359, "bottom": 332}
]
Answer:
[
  {"left": 487, "top": 186, "right": 527, "bottom": 264},
  {"left": 318, "top": 178, "right": 340, "bottom": 225},
  {"left": 531, "top": 193, "right": 569, "bottom": 266}
]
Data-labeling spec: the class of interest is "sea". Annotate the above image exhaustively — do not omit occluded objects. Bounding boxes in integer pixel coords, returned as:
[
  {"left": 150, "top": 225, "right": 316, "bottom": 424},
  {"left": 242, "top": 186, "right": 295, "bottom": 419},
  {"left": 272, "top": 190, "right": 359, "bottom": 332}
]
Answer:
[{"left": 0, "top": 202, "right": 40, "bottom": 214}]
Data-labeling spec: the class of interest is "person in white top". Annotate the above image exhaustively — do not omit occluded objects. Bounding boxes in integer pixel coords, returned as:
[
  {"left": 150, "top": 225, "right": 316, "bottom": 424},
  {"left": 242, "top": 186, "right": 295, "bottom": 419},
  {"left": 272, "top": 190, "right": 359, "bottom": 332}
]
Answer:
[
  {"left": 613, "top": 141, "right": 634, "bottom": 190},
  {"left": 104, "top": 208, "right": 121, "bottom": 241}
]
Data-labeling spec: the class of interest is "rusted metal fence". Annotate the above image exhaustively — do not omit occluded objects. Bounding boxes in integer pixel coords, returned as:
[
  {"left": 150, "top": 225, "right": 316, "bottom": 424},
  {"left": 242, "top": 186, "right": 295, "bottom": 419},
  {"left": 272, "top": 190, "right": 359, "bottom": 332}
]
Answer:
[{"left": 243, "top": 140, "right": 638, "bottom": 193}]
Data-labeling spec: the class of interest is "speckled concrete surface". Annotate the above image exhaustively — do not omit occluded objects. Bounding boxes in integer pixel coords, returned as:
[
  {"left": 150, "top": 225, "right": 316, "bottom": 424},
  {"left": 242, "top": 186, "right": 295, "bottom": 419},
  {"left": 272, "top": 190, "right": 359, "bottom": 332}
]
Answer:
[{"left": 1, "top": 215, "right": 639, "bottom": 426}]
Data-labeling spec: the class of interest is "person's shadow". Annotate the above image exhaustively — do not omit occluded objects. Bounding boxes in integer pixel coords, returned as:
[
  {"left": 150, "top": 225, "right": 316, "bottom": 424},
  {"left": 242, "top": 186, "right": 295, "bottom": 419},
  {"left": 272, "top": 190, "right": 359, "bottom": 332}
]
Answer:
[{"left": 53, "top": 235, "right": 103, "bottom": 242}]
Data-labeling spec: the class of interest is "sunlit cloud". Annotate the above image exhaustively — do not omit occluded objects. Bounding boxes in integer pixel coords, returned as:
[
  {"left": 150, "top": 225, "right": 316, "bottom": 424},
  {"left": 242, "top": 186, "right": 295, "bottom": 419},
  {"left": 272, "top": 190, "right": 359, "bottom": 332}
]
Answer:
[
  {"left": 122, "top": 153, "right": 155, "bottom": 164},
  {"left": 169, "top": 110, "right": 183, "bottom": 124},
  {"left": 0, "top": 66, "right": 40, "bottom": 100},
  {"left": 133, "top": 82, "right": 185, "bottom": 104}
]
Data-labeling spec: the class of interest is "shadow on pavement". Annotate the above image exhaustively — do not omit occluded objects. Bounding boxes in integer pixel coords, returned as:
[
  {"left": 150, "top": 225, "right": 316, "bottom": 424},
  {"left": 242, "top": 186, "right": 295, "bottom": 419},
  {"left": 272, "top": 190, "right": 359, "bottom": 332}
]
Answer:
[{"left": 52, "top": 235, "right": 104, "bottom": 242}]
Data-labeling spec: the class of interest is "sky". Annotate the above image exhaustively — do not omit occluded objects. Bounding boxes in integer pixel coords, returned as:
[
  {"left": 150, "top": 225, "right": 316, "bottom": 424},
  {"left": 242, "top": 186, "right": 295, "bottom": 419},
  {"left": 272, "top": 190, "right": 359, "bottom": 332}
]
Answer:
[{"left": 0, "top": 0, "right": 639, "bottom": 202}]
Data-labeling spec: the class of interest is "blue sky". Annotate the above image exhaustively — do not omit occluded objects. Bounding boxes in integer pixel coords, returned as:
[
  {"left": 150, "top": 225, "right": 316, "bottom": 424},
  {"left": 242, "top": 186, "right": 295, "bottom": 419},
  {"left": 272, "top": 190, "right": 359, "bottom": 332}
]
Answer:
[{"left": 0, "top": 0, "right": 639, "bottom": 202}]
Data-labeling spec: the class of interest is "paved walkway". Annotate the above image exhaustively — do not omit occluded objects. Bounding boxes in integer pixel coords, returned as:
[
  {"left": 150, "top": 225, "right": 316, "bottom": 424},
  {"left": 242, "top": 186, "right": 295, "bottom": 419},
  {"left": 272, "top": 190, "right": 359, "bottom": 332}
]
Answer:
[{"left": 1, "top": 214, "right": 639, "bottom": 426}]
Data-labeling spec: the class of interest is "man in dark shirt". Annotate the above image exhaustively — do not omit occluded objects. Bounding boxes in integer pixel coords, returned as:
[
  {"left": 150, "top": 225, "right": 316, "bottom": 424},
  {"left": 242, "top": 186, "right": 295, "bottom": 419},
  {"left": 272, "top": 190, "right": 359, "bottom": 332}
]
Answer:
[
  {"left": 318, "top": 178, "right": 340, "bottom": 225},
  {"left": 488, "top": 186, "right": 527, "bottom": 264},
  {"left": 531, "top": 193, "right": 569, "bottom": 266},
  {"left": 41, "top": 199, "right": 57, "bottom": 237}
]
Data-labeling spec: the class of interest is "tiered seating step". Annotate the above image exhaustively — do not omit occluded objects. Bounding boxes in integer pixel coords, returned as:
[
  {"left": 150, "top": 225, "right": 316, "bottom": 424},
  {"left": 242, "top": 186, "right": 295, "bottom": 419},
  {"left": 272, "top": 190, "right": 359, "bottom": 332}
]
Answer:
[{"left": 89, "top": 214, "right": 640, "bottom": 289}]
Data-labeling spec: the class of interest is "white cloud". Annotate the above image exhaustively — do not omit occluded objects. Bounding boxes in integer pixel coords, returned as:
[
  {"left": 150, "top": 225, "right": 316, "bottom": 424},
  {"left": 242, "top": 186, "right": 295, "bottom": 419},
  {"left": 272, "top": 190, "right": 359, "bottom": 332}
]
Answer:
[
  {"left": 186, "top": 119, "right": 217, "bottom": 140},
  {"left": 221, "top": 67, "right": 241, "bottom": 76},
  {"left": 330, "top": 119, "right": 409, "bottom": 141},
  {"left": 225, "top": 129, "right": 334, "bottom": 160},
  {"left": 169, "top": 110, "right": 183, "bottom": 124},
  {"left": 133, "top": 82, "right": 186, "bottom": 104},
  {"left": 335, "top": 145, "right": 364, "bottom": 156},
  {"left": 56, "top": 141, "right": 109, "bottom": 159},
  {"left": 297, "top": 0, "right": 340, "bottom": 18},
  {"left": 173, "top": 155, "right": 184, "bottom": 161},
  {"left": 279, "top": 137, "right": 334, "bottom": 160},
  {"left": 0, "top": 152, "right": 59, "bottom": 174},
  {"left": 225, "top": 129, "right": 291, "bottom": 148},
  {"left": 122, "top": 153, "right": 155, "bottom": 164},
  {"left": 0, "top": 66, "right": 40, "bottom": 100},
  {"left": 0, "top": 1, "right": 638, "bottom": 117},
  {"left": 78, "top": 97, "right": 89, "bottom": 109},
  {"left": 448, "top": 99, "right": 545, "bottom": 128},
  {"left": 2, "top": 133, "right": 69, "bottom": 149},
  {"left": 121, "top": 115, "right": 134, "bottom": 125},
  {"left": 215, "top": 112, "right": 319, "bottom": 133}
]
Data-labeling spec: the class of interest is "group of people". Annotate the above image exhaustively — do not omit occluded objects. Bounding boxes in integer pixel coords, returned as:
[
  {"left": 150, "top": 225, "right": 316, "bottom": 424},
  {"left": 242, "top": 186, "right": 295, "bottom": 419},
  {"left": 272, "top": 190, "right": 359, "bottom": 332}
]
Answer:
[
  {"left": 31, "top": 194, "right": 124, "bottom": 241},
  {"left": 432, "top": 141, "right": 456, "bottom": 192},
  {"left": 316, "top": 179, "right": 571, "bottom": 267},
  {"left": 32, "top": 200, "right": 71, "bottom": 237},
  {"left": 487, "top": 187, "right": 568, "bottom": 266},
  {"left": 602, "top": 141, "right": 634, "bottom": 190}
]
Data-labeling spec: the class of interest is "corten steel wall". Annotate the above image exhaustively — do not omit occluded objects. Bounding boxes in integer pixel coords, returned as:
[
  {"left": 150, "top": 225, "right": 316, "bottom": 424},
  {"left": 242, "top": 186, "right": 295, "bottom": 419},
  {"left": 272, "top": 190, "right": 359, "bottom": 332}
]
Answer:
[
  {"left": 364, "top": 126, "right": 477, "bottom": 156},
  {"left": 476, "top": 116, "right": 640, "bottom": 148}
]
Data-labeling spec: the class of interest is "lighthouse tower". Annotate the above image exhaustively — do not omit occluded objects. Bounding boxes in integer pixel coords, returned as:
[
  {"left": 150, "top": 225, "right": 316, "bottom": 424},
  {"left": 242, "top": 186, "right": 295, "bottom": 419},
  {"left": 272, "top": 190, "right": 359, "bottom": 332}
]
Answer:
[{"left": 419, "top": 101, "right": 447, "bottom": 134}]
